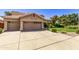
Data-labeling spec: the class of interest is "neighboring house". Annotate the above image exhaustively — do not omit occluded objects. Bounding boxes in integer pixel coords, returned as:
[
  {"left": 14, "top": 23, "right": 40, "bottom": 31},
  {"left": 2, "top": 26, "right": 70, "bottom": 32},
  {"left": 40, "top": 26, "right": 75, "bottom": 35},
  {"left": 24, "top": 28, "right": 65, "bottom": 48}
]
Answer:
[
  {"left": 0, "top": 17, "right": 4, "bottom": 28},
  {"left": 4, "top": 11, "right": 47, "bottom": 31}
]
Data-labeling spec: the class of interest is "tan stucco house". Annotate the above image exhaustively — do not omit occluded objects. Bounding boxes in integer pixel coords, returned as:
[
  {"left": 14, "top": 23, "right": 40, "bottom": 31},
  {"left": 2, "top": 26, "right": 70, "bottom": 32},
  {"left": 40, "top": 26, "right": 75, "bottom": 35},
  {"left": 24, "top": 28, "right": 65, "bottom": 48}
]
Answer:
[{"left": 4, "top": 11, "right": 46, "bottom": 31}]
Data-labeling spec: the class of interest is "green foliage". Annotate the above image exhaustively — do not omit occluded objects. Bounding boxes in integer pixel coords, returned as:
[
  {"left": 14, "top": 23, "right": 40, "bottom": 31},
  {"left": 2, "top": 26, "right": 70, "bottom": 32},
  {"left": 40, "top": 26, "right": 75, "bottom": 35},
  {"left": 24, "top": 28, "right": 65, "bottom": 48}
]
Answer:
[
  {"left": 49, "top": 27, "right": 78, "bottom": 32},
  {"left": 67, "top": 26, "right": 78, "bottom": 29},
  {"left": 76, "top": 29, "right": 79, "bottom": 34},
  {"left": 54, "top": 24, "right": 64, "bottom": 28},
  {"left": 49, "top": 13, "right": 79, "bottom": 33},
  {"left": 50, "top": 13, "right": 79, "bottom": 27},
  {"left": 5, "top": 11, "right": 12, "bottom": 15},
  {"left": 48, "top": 23, "right": 53, "bottom": 28},
  {"left": 61, "top": 31, "right": 67, "bottom": 34},
  {"left": 51, "top": 15, "right": 60, "bottom": 25},
  {"left": 0, "top": 28, "right": 3, "bottom": 34},
  {"left": 51, "top": 28, "right": 57, "bottom": 32}
]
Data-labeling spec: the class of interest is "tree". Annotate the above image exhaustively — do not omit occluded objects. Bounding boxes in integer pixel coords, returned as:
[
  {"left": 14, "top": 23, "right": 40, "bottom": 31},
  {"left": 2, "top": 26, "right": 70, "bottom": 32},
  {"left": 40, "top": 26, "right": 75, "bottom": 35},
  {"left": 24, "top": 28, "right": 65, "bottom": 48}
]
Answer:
[
  {"left": 50, "top": 13, "right": 79, "bottom": 28},
  {"left": 59, "top": 15, "right": 68, "bottom": 26},
  {"left": 5, "top": 11, "right": 12, "bottom": 16},
  {"left": 50, "top": 15, "right": 59, "bottom": 25},
  {"left": 59, "top": 13, "right": 78, "bottom": 26},
  {"left": 67, "top": 13, "right": 78, "bottom": 25}
]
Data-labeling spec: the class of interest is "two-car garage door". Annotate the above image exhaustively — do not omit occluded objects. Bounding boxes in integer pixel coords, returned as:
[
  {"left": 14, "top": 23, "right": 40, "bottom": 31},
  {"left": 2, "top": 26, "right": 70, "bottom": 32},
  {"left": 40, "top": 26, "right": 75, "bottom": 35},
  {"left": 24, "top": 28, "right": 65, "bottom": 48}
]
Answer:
[
  {"left": 7, "top": 21, "right": 42, "bottom": 31},
  {"left": 23, "top": 22, "right": 42, "bottom": 31}
]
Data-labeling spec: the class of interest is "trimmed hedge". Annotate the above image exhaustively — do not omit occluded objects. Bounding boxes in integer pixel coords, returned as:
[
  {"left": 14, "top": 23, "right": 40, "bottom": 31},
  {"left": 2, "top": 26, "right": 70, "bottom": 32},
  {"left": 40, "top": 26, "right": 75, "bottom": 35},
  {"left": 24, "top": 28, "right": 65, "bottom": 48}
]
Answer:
[
  {"left": 76, "top": 29, "right": 79, "bottom": 34},
  {"left": 61, "top": 31, "right": 67, "bottom": 34},
  {"left": 51, "top": 28, "right": 57, "bottom": 32}
]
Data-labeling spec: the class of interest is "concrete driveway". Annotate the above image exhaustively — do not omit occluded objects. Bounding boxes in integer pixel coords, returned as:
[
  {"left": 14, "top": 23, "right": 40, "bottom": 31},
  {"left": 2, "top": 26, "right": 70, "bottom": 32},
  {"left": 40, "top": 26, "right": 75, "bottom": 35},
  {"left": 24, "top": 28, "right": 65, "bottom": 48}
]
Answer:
[
  {"left": 39, "top": 36, "right": 79, "bottom": 50},
  {"left": 0, "top": 30, "right": 78, "bottom": 50}
]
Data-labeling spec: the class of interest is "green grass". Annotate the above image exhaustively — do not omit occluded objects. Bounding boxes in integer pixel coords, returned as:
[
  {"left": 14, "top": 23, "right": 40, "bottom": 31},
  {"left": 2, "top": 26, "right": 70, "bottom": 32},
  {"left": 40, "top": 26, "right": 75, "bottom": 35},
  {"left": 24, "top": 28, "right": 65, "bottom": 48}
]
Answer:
[{"left": 49, "top": 27, "right": 78, "bottom": 32}]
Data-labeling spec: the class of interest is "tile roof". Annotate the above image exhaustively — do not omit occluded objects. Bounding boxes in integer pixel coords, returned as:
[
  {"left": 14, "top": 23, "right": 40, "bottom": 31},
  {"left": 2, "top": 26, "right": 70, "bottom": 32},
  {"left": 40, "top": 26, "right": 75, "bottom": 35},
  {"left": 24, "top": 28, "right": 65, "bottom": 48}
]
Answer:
[
  {"left": 3, "top": 13, "right": 47, "bottom": 21},
  {"left": 4, "top": 15, "right": 25, "bottom": 19}
]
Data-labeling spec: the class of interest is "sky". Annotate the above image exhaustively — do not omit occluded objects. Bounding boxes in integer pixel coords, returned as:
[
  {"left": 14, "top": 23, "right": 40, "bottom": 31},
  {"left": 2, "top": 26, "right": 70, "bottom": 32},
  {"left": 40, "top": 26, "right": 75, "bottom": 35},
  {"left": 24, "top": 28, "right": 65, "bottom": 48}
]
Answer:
[{"left": 0, "top": 9, "right": 79, "bottom": 19}]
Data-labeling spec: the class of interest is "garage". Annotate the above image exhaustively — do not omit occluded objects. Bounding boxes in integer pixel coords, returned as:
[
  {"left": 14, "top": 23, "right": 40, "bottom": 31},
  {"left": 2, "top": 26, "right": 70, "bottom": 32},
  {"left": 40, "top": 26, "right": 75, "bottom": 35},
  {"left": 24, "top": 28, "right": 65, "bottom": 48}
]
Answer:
[
  {"left": 23, "top": 22, "right": 42, "bottom": 31},
  {"left": 7, "top": 21, "right": 20, "bottom": 31},
  {"left": 4, "top": 12, "right": 46, "bottom": 31}
]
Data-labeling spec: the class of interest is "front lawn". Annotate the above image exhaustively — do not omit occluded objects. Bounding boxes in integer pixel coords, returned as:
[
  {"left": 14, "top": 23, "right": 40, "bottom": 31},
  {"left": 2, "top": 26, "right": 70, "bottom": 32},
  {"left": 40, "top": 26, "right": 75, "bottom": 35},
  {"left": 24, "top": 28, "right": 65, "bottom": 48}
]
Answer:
[{"left": 49, "top": 27, "right": 78, "bottom": 32}]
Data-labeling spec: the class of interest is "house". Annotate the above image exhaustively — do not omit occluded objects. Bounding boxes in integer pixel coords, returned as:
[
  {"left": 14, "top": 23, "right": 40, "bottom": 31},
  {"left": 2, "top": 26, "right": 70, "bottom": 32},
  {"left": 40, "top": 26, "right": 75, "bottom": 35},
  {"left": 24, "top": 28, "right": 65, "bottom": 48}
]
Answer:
[
  {"left": 0, "top": 17, "right": 4, "bottom": 28},
  {"left": 4, "top": 11, "right": 47, "bottom": 31}
]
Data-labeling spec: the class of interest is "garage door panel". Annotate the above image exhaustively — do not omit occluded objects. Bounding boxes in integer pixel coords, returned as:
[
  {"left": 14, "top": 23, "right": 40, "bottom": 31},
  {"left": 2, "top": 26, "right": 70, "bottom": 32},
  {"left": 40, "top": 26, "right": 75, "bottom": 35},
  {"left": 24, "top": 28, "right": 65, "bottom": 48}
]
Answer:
[
  {"left": 7, "top": 21, "right": 20, "bottom": 31},
  {"left": 23, "top": 22, "right": 42, "bottom": 31}
]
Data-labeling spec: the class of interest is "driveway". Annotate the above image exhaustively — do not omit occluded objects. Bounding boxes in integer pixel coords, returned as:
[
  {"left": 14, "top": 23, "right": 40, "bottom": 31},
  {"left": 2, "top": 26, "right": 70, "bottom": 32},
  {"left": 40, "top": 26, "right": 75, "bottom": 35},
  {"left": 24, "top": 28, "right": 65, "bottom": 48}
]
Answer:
[
  {"left": 0, "top": 30, "right": 78, "bottom": 50},
  {"left": 39, "top": 36, "right": 79, "bottom": 50}
]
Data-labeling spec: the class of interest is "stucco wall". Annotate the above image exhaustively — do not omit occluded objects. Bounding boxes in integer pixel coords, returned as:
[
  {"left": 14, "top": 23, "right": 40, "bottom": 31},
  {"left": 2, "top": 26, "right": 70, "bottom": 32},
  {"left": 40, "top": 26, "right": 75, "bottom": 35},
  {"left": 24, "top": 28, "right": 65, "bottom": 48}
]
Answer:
[{"left": 4, "top": 18, "right": 19, "bottom": 31}]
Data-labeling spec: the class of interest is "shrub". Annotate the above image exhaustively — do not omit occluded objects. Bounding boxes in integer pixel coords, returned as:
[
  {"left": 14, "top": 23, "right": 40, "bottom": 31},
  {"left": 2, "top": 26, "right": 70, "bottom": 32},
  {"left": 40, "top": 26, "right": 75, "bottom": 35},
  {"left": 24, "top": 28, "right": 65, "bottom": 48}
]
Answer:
[
  {"left": 54, "top": 24, "right": 64, "bottom": 28},
  {"left": 61, "top": 31, "right": 67, "bottom": 34},
  {"left": 48, "top": 24, "right": 55, "bottom": 28},
  {"left": 51, "top": 28, "right": 57, "bottom": 32},
  {"left": 0, "top": 28, "right": 3, "bottom": 34},
  {"left": 76, "top": 29, "right": 79, "bottom": 34}
]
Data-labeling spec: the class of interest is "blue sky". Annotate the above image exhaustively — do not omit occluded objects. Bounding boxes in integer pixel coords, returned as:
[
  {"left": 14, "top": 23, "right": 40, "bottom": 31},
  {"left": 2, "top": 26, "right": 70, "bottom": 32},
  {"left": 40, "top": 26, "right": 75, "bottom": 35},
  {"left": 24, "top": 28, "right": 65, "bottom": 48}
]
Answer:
[{"left": 0, "top": 9, "right": 79, "bottom": 19}]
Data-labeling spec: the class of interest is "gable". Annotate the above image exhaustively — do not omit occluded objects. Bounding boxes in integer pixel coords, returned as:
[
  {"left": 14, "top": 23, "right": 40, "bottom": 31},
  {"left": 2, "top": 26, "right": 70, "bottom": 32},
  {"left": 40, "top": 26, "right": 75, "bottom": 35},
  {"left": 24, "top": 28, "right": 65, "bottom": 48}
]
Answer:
[{"left": 20, "top": 13, "right": 46, "bottom": 22}]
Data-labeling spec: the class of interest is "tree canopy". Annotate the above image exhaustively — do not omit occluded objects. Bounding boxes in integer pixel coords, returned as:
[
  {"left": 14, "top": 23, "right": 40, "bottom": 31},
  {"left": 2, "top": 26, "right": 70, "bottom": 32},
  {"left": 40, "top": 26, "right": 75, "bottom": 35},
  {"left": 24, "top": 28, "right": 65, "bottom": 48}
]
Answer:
[
  {"left": 50, "top": 13, "right": 79, "bottom": 26},
  {"left": 5, "top": 11, "right": 12, "bottom": 16}
]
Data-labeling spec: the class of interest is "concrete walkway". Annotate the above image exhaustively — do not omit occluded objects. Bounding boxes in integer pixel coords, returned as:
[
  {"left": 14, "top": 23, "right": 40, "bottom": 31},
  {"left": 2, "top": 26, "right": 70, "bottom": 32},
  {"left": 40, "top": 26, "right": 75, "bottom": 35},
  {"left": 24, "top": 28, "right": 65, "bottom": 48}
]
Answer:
[{"left": 0, "top": 30, "right": 78, "bottom": 50}]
